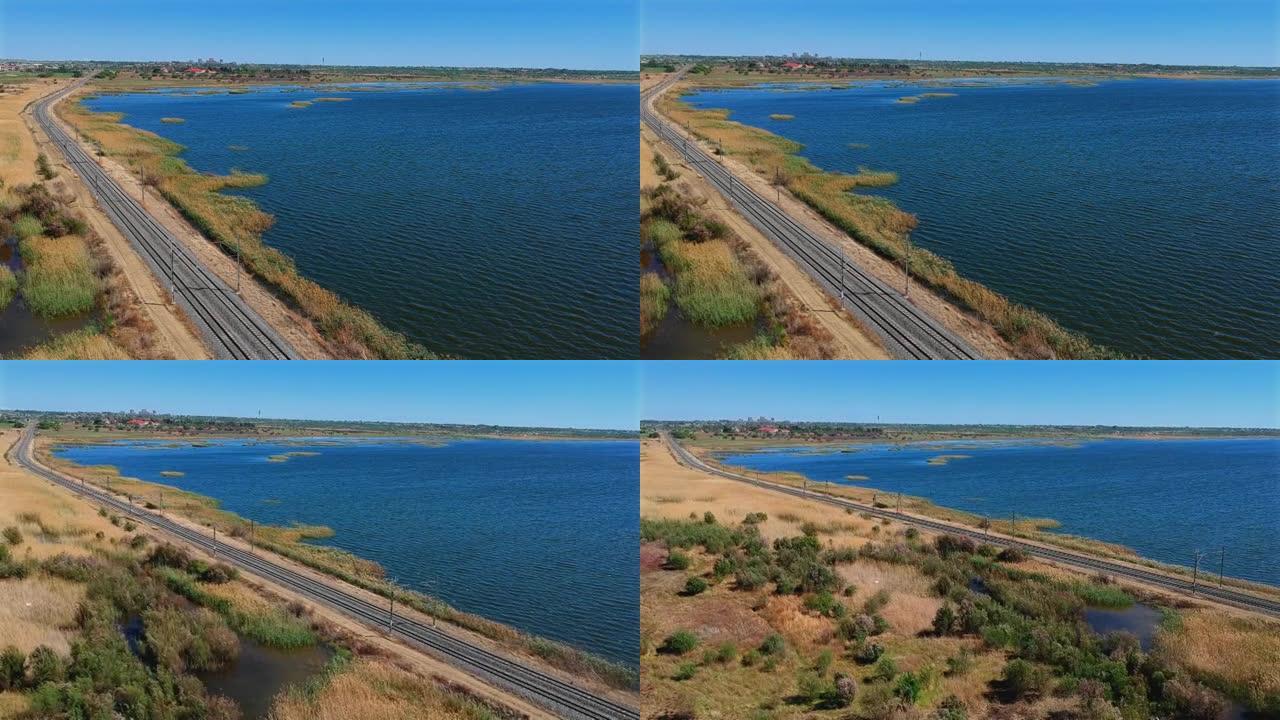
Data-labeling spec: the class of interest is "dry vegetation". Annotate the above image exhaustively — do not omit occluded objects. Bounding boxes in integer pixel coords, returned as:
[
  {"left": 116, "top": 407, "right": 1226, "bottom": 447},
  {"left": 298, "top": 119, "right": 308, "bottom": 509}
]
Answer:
[
  {"left": 641, "top": 155, "right": 845, "bottom": 359},
  {"left": 57, "top": 97, "right": 429, "bottom": 359},
  {"left": 269, "top": 657, "right": 508, "bottom": 720},
  {"left": 0, "top": 181, "right": 160, "bottom": 359},
  {"left": 658, "top": 90, "right": 1120, "bottom": 359},
  {"left": 640, "top": 439, "right": 1274, "bottom": 719}
]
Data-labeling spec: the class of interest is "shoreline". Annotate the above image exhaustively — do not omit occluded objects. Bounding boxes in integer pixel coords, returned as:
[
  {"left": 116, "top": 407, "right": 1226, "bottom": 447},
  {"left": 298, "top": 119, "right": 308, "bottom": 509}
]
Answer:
[
  {"left": 56, "top": 86, "right": 432, "bottom": 359},
  {"left": 36, "top": 434, "right": 641, "bottom": 690},
  {"left": 658, "top": 79, "right": 1118, "bottom": 359},
  {"left": 684, "top": 439, "right": 1280, "bottom": 599}
]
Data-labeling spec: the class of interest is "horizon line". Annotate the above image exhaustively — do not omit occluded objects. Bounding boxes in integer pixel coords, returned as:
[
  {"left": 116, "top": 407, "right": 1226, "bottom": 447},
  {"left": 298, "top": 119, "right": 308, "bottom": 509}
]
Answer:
[
  {"left": 639, "top": 52, "right": 1280, "bottom": 71},
  {"left": 644, "top": 419, "right": 1280, "bottom": 431},
  {"left": 2, "top": 56, "right": 638, "bottom": 73}
]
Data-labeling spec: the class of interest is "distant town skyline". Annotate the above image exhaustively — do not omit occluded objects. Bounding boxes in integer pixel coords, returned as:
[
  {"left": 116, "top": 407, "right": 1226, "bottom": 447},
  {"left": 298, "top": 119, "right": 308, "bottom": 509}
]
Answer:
[
  {"left": 0, "top": 0, "right": 639, "bottom": 70},
  {"left": 641, "top": 362, "right": 1280, "bottom": 428},
  {"left": 642, "top": 0, "right": 1279, "bottom": 68}
]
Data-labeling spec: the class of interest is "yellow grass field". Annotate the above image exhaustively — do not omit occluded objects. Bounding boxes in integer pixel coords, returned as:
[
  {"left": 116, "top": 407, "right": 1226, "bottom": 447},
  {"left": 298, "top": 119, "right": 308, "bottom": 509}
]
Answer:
[{"left": 269, "top": 658, "right": 497, "bottom": 720}]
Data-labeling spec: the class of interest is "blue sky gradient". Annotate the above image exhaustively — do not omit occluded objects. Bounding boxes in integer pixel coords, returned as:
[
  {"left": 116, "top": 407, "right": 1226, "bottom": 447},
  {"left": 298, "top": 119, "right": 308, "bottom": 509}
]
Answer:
[
  {"left": 0, "top": 361, "right": 640, "bottom": 430},
  {"left": 641, "top": 361, "right": 1280, "bottom": 428},
  {"left": 642, "top": 0, "right": 1279, "bottom": 67},
  {"left": 1, "top": 0, "right": 638, "bottom": 70}
]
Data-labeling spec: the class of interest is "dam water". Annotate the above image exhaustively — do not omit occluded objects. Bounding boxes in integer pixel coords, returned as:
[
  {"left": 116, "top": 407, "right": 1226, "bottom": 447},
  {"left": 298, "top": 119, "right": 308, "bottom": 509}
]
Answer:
[
  {"left": 54, "top": 437, "right": 640, "bottom": 668},
  {"left": 682, "top": 78, "right": 1280, "bottom": 358},
  {"left": 716, "top": 438, "right": 1280, "bottom": 586},
  {"left": 83, "top": 82, "right": 638, "bottom": 359}
]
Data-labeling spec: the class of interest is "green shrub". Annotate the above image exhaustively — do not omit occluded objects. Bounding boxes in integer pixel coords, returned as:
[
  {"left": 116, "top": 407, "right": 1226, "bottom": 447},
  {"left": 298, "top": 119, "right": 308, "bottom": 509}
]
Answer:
[
  {"left": 741, "top": 649, "right": 761, "bottom": 667},
  {"left": 660, "top": 630, "right": 699, "bottom": 655},
  {"left": 872, "top": 655, "right": 898, "bottom": 682},
  {"left": 1003, "top": 658, "right": 1050, "bottom": 699},
  {"left": 0, "top": 646, "right": 24, "bottom": 690},
  {"left": 665, "top": 550, "right": 691, "bottom": 570},
  {"left": 27, "top": 645, "right": 63, "bottom": 686},
  {"left": 797, "top": 671, "right": 833, "bottom": 703},
  {"left": 714, "top": 642, "right": 736, "bottom": 663},
  {"left": 1, "top": 526, "right": 21, "bottom": 546},
  {"left": 760, "top": 633, "right": 785, "bottom": 656},
  {"left": 684, "top": 576, "right": 708, "bottom": 595},
  {"left": 12, "top": 214, "right": 42, "bottom": 240},
  {"left": 673, "top": 661, "right": 698, "bottom": 681}
]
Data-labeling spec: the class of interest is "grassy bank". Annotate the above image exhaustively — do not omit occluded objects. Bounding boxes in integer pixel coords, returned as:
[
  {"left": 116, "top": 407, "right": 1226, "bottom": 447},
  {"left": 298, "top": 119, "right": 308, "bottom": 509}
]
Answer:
[
  {"left": 658, "top": 89, "right": 1121, "bottom": 359},
  {"left": 641, "top": 156, "right": 844, "bottom": 359},
  {"left": 639, "top": 441, "right": 1272, "bottom": 719},
  {"left": 37, "top": 442, "right": 638, "bottom": 691},
  {"left": 0, "top": 182, "right": 154, "bottom": 359},
  {"left": 57, "top": 97, "right": 431, "bottom": 359}
]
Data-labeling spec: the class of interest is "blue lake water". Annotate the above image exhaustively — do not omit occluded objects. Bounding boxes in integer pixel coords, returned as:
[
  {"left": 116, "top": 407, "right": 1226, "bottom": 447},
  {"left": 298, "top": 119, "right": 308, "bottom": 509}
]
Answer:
[
  {"left": 683, "top": 79, "right": 1280, "bottom": 358},
  {"left": 717, "top": 438, "right": 1280, "bottom": 586},
  {"left": 55, "top": 437, "right": 639, "bottom": 667},
  {"left": 85, "top": 83, "right": 638, "bottom": 359}
]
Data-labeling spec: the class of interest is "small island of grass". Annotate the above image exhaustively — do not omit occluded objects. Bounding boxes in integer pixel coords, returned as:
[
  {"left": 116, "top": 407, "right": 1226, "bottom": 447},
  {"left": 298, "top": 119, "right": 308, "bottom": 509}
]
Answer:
[
  {"left": 927, "top": 454, "right": 973, "bottom": 465},
  {"left": 159, "top": 117, "right": 186, "bottom": 124},
  {"left": 769, "top": 113, "right": 795, "bottom": 120},
  {"left": 159, "top": 470, "right": 185, "bottom": 478},
  {"left": 288, "top": 100, "right": 313, "bottom": 108}
]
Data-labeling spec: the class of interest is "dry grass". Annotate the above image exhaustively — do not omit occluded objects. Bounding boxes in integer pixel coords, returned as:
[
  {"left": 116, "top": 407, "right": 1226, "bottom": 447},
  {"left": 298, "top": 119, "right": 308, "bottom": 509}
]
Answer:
[
  {"left": 659, "top": 90, "right": 1119, "bottom": 359},
  {"left": 0, "top": 691, "right": 30, "bottom": 719},
  {"left": 21, "top": 328, "right": 130, "bottom": 359},
  {"left": 59, "top": 98, "right": 426, "bottom": 359},
  {"left": 639, "top": 439, "right": 1012, "bottom": 718},
  {"left": 0, "top": 576, "right": 85, "bottom": 654},
  {"left": 640, "top": 271, "right": 670, "bottom": 335},
  {"left": 1158, "top": 610, "right": 1280, "bottom": 711},
  {"left": 269, "top": 658, "right": 498, "bottom": 720}
]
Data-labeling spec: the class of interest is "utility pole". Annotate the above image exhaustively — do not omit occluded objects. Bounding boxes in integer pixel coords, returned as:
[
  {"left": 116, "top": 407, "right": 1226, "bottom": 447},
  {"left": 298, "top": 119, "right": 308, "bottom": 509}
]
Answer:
[
  {"left": 1010, "top": 511, "right": 1017, "bottom": 533},
  {"left": 168, "top": 242, "right": 176, "bottom": 298},
  {"left": 896, "top": 492, "right": 902, "bottom": 514},
  {"left": 839, "top": 254, "right": 846, "bottom": 306},
  {"left": 249, "top": 520, "right": 255, "bottom": 556},
  {"left": 388, "top": 580, "right": 397, "bottom": 629},
  {"left": 1218, "top": 547, "right": 1225, "bottom": 586},
  {"left": 211, "top": 526, "right": 217, "bottom": 558},
  {"left": 1191, "top": 549, "right": 1203, "bottom": 595}
]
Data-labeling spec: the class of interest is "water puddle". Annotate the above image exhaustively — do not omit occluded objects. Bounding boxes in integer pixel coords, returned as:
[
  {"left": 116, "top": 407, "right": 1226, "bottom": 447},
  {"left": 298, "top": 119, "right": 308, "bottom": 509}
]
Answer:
[
  {"left": 198, "top": 640, "right": 333, "bottom": 719},
  {"left": 0, "top": 236, "right": 95, "bottom": 356},
  {"left": 121, "top": 612, "right": 332, "bottom": 719},
  {"left": 1083, "top": 602, "right": 1164, "bottom": 651}
]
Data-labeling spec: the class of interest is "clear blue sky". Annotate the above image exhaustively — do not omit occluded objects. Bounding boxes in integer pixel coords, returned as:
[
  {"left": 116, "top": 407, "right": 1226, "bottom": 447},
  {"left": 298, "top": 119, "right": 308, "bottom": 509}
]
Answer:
[
  {"left": 642, "top": 362, "right": 1280, "bottom": 428},
  {"left": 0, "top": 362, "right": 640, "bottom": 430},
  {"left": 643, "top": 0, "right": 1279, "bottom": 67},
  {"left": 0, "top": 0, "right": 638, "bottom": 70}
]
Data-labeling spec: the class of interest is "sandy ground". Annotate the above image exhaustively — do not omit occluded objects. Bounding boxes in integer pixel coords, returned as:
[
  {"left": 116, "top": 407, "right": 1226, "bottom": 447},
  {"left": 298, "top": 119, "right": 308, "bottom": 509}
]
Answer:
[
  {"left": 642, "top": 125, "right": 889, "bottom": 359},
  {"left": 23, "top": 432, "right": 636, "bottom": 717},
  {"left": 0, "top": 78, "right": 68, "bottom": 187},
  {"left": 654, "top": 81, "right": 1016, "bottom": 359},
  {"left": 45, "top": 87, "right": 334, "bottom": 359}
]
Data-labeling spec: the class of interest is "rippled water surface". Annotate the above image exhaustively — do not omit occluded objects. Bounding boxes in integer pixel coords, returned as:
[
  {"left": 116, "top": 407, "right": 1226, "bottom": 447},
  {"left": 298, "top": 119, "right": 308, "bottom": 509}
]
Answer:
[
  {"left": 684, "top": 79, "right": 1280, "bottom": 358},
  {"left": 718, "top": 438, "right": 1280, "bottom": 585},
  {"left": 85, "top": 83, "right": 638, "bottom": 358},
  {"left": 56, "top": 437, "right": 640, "bottom": 667}
]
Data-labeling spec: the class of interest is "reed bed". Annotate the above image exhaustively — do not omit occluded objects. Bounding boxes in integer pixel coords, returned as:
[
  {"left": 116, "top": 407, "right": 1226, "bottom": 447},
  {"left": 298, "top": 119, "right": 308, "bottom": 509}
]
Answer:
[
  {"left": 659, "top": 91, "right": 1119, "bottom": 358},
  {"left": 60, "top": 99, "right": 428, "bottom": 358},
  {"left": 640, "top": 271, "right": 671, "bottom": 334},
  {"left": 159, "top": 117, "right": 186, "bottom": 124},
  {"left": 21, "top": 328, "right": 130, "bottom": 359},
  {"left": 18, "top": 234, "right": 98, "bottom": 318},
  {"left": 769, "top": 113, "right": 795, "bottom": 121},
  {"left": 0, "top": 265, "right": 16, "bottom": 310}
]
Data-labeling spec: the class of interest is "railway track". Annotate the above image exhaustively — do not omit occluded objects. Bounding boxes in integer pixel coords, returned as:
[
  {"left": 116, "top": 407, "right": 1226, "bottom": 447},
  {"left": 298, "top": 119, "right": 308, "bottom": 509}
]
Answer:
[
  {"left": 12, "top": 429, "right": 638, "bottom": 720},
  {"left": 31, "top": 79, "right": 301, "bottom": 359},
  {"left": 662, "top": 433, "right": 1280, "bottom": 618},
  {"left": 642, "top": 72, "right": 978, "bottom": 360}
]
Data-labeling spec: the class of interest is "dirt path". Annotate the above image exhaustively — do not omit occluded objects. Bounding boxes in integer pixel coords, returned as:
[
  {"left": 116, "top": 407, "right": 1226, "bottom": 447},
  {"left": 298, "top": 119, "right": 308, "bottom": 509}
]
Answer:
[
  {"left": 44, "top": 87, "right": 334, "bottom": 359},
  {"left": 643, "top": 126, "right": 889, "bottom": 359},
  {"left": 659, "top": 81, "right": 1015, "bottom": 359}
]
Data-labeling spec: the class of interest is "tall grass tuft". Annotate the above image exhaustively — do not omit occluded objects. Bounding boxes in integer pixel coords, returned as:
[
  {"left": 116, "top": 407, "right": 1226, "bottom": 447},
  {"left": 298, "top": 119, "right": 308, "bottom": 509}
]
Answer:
[
  {"left": 0, "top": 266, "right": 16, "bottom": 310},
  {"left": 641, "top": 272, "right": 671, "bottom": 334},
  {"left": 18, "top": 235, "right": 98, "bottom": 317}
]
